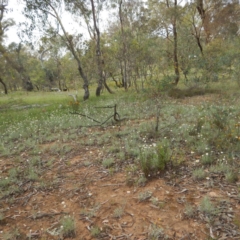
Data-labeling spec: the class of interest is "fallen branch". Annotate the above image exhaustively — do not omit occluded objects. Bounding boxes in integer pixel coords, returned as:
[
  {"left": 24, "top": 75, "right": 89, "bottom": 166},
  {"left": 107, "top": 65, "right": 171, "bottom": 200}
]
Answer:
[
  {"left": 70, "top": 104, "right": 127, "bottom": 126},
  {"left": 70, "top": 112, "right": 101, "bottom": 124}
]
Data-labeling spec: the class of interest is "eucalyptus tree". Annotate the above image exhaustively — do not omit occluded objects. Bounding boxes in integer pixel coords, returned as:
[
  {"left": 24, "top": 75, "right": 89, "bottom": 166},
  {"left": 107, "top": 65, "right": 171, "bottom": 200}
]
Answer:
[
  {"left": 60, "top": 52, "right": 79, "bottom": 89},
  {"left": 0, "top": 56, "right": 7, "bottom": 94},
  {"left": 90, "top": 0, "right": 104, "bottom": 95},
  {"left": 104, "top": 0, "right": 150, "bottom": 90},
  {"left": 23, "top": 0, "right": 90, "bottom": 100},
  {"left": 0, "top": 77, "right": 7, "bottom": 94},
  {"left": 110, "top": 0, "right": 145, "bottom": 89},
  {"left": 148, "top": 0, "right": 182, "bottom": 85},
  {"left": 37, "top": 36, "right": 68, "bottom": 91},
  {"left": 181, "top": 0, "right": 240, "bottom": 83},
  {"left": 195, "top": 0, "right": 240, "bottom": 43},
  {"left": 118, "top": 0, "right": 128, "bottom": 89},
  {"left": 0, "top": 1, "right": 8, "bottom": 94},
  {"left": 0, "top": 1, "right": 34, "bottom": 91},
  {"left": 90, "top": 0, "right": 114, "bottom": 95},
  {"left": 64, "top": 0, "right": 113, "bottom": 96},
  {"left": 0, "top": 41, "right": 34, "bottom": 91}
]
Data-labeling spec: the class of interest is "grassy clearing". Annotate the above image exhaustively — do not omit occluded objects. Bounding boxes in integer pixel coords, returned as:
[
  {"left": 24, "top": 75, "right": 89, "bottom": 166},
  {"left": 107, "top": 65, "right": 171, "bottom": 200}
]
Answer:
[
  {"left": 1, "top": 84, "right": 240, "bottom": 183},
  {"left": 1, "top": 81, "right": 240, "bottom": 238}
]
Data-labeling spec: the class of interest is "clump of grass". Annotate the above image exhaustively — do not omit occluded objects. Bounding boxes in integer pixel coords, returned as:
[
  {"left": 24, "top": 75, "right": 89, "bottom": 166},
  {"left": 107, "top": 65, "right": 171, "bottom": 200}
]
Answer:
[
  {"left": 150, "top": 197, "right": 159, "bottom": 206},
  {"left": 0, "top": 212, "right": 5, "bottom": 225},
  {"left": 90, "top": 226, "right": 101, "bottom": 238},
  {"left": 0, "top": 177, "right": 11, "bottom": 189},
  {"left": 2, "top": 228, "right": 21, "bottom": 240},
  {"left": 138, "top": 191, "right": 152, "bottom": 202},
  {"left": 107, "top": 145, "right": 120, "bottom": 154},
  {"left": 209, "top": 163, "right": 230, "bottom": 174},
  {"left": 139, "top": 140, "right": 171, "bottom": 178},
  {"left": 69, "top": 100, "right": 80, "bottom": 113},
  {"left": 199, "top": 196, "right": 218, "bottom": 217},
  {"left": 148, "top": 224, "right": 166, "bottom": 239},
  {"left": 80, "top": 204, "right": 100, "bottom": 219},
  {"left": 184, "top": 203, "right": 196, "bottom": 218},
  {"left": 113, "top": 207, "right": 124, "bottom": 218},
  {"left": 189, "top": 118, "right": 205, "bottom": 136},
  {"left": 155, "top": 142, "right": 171, "bottom": 170},
  {"left": 83, "top": 160, "right": 92, "bottom": 167},
  {"left": 80, "top": 209, "right": 96, "bottom": 219},
  {"left": 27, "top": 167, "right": 39, "bottom": 181},
  {"left": 125, "top": 177, "right": 135, "bottom": 187},
  {"left": 192, "top": 168, "right": 206, "bottom": 181},
  {"left": 150, "top": 197, "right": 165, "bottom": 209},
  {"left": 225, "top": 170, "right": 238, "bottom": 183},
  {"left": 60, "top": 216, "right": 76, "bottom": 238},
  {"left": 137, "top": 175, "right": 148, "bottom": 187},
  {"left": 102, "top": 158, "right": 115, "bottom": 168},
  {"left": 201, "top": 153, "right": 214, "bottom": 165},
  {"left": 139, "top": 150, "right": 154, "bottom": 178}
]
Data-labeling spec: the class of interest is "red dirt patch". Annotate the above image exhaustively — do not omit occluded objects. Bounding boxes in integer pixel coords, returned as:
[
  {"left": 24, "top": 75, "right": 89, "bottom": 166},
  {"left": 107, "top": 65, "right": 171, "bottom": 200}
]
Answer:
[{"left": 1, "top": 146, "right": 239, "bottom": 239}]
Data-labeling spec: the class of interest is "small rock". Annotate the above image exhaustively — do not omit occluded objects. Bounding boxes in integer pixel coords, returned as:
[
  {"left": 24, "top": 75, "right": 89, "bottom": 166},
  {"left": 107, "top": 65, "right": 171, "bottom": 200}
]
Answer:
[{"left": 208, "top": 192, "right": 221, "bottom": 198}]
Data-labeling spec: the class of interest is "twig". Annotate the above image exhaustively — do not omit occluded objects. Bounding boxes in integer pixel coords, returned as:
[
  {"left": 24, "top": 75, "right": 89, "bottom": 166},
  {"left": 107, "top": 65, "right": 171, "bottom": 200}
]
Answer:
[
  {"left": 70, "top": 112, "right": 101, "bottom": 123},
  {"left": 108, "top": 233, "right": 133, "bottom": 239},
  {"left": 121, "top": 212, "right": 135, "bottom": 228},
  {"left": 28, "top": 211, "right": 68, "bottom": 220},
  {"left": 95, "top": 105, "right": 116, "bottom": 109},
  {"left": 101, "top": 184, "right": 125, "bottom": 187},
  {"left": 70, "top": 104, "right": 126, "bottom": 126},
  {"left": 27, "top": 231, "right": 41, "bottom": 238},
  {"left": 22, "top": 190, "right": 38, "bottom": 206},
  {"left": 100, "top": 114, "right": 115, "bottom": 125}
]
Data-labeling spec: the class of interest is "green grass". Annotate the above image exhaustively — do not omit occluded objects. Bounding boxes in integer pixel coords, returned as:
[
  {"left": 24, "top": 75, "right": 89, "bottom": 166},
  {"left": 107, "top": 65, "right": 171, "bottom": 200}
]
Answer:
[
  {"left": 1, "top": 83, "right": 240, "bottom": 204},
  {"left": 60, "top": 215, "right": 76, "bottom": 238},
  {"left": 199, "top": 196, "right": 218, "bottom": 217}
]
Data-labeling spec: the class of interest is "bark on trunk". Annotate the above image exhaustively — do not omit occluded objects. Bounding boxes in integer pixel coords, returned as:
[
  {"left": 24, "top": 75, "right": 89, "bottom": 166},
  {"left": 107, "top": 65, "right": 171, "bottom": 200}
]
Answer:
[
  {"left": 102, "top": 70, "right": 114, "bottom": 93},
  {"left": 90, "top": 0, "right": 102, "bottom": 96},
  {"left": 173, "top": 0, "right": 180, "bottom": 85},
  {"left": 196, "top": 0, "right": 210, "bottom": 44},
  {"left": 78, "top": 65, "right": 89, "bottom": 100},
  {"left": 0, "top": 77, "right": 8, "bottom": 94},
  {"left": 191, "top": 11, "right": 204, "bottom": 55},
  {"left": 119, "top": 0, "right": 128, "bottom": 90},
  {"left": 110, "top": 73, "right": 122, "bottom": 88},
  {"left": 24, "top": 78, "right": 34, "bottom": 91},
  {"left": 90, "top": 0, "right": 113, "bottom": 96}
]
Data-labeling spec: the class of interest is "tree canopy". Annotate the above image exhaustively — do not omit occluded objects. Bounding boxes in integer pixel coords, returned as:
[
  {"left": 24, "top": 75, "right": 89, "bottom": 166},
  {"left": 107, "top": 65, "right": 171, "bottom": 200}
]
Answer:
[{"left": 0, "top": 0, "right": 239, "bottom": 96}]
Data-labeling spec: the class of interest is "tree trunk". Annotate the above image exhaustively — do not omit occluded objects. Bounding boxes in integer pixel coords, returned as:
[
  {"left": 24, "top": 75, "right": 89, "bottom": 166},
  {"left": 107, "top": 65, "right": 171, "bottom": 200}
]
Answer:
[
  {"left": 196, "top": 0, "right": 210, "bottom": 44},
  {"left": 78, "top": 65, "right": 89, "bottom": 100},
  {"left": 0, "top": 77, "right": 8, "bottom": 94},
  {"left": 191, "top": 10, "right": 204, "bottom": 55},
  {"left": 119, "top": 0, "right": 128, "bottom": 90},
  {"left": 24, "top": 78, "right": 34, "bottom": 91},
  {"left": 173, "top": 0, "right": 180, "bottom": 85},
  {"left": 102, "top": 70, "right": 114, "bottom": 93},
  {"left": 90, "top": 0, "right": 113, "bottom": 96},
  {"left": 35, "top": 84, "right": 39, "bottom": 91},
  {"left": 90, "top": 0, "right": 103, "bottom": 96},
  {"left": 110, "top": 73, "right": 122, "bottom": 88}
]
